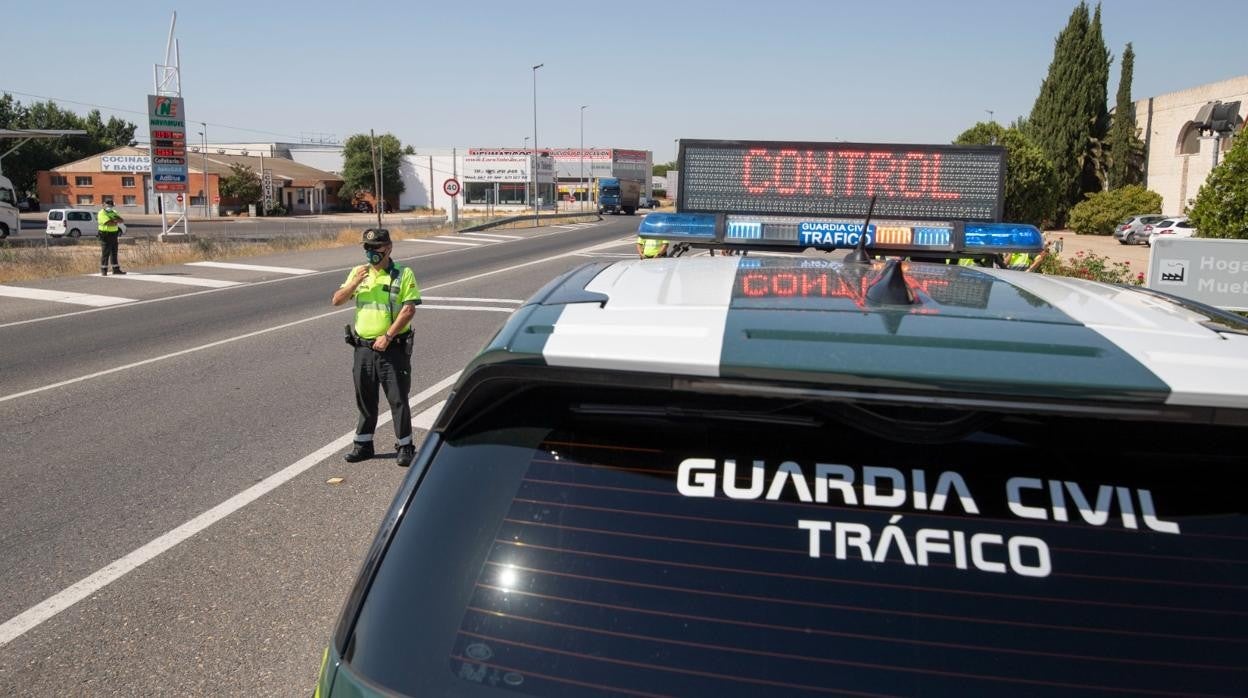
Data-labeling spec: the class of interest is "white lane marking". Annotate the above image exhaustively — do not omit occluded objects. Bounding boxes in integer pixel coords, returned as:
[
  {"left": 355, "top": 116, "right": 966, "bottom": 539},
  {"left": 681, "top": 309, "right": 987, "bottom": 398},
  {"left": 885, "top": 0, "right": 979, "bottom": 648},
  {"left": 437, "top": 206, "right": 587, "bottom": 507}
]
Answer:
[
  {"left": 553, "top": 225, "right": 580, "bottom": 230},
  {"left": 419, "top": 305, "right": 515, "bottom": 313},
  {"left": 422, "top": 296, "right": 524, "bottom": 304},
  {"left": 402, "top": 238, "right": 481, "bottom": 247},
  {"left": 411, "top": 400, "right": 446, "bottom": 431},
  {"left": 0, "top": 285, "right": 136, "bottom": 307},
  {"left": 96, "top": 272, "right": 240, "bottom": 288},
  {"left": 574, "top": 252, "right": 636, "bottom": 258},
  {"left": 0, "top": 223, "right": 626, "bottom": 330},
  {"left": 186, "top": 261, "right": 315, "bottom": 275},
  {"left": 0, "top": 234, "right": 631, "bottom": 404},
  {"left": 0, "top": 372, "right": 461, "bottom": 650},
  {"left": 436, "top": 235, "right": 486, "bottom": 245},
  {"left": 459, "top": 232, "right": 520, "bottom": 240}
]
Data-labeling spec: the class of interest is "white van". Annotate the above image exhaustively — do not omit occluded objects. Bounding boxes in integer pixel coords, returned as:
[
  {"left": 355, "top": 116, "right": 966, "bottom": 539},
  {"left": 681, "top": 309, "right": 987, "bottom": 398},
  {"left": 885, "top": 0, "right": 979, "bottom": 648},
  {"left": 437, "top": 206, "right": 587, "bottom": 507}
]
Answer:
[
  {"left": 0, "top": 173, "right": 18, "bottom": 239},
  {"left": 45, "top": 208, "right": 121, "bottom": 238}
]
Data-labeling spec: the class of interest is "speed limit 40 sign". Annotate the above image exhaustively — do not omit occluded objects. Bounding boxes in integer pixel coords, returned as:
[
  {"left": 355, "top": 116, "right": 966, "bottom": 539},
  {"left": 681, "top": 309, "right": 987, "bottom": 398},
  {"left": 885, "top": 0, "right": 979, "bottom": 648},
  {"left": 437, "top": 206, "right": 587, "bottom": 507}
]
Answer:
[{"left": 443, "top": 178, "right": 461, "bottom": 197}]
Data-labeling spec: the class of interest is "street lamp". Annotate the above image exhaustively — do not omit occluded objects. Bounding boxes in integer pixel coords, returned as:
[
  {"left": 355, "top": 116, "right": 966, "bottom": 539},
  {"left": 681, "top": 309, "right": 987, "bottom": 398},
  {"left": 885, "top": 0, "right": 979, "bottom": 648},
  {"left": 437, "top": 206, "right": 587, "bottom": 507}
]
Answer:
[
  {"left": 523, "top": 136, "right": 530, "bottom": 207},
  {"left": 532, "top": 63, "right": 543, "bottom": 225},
  {"left": 199, "top": 123, "right": 209, "bottom": 218},
  {"left": 580, "top": 105, "right": 588, "bottom": 212}
]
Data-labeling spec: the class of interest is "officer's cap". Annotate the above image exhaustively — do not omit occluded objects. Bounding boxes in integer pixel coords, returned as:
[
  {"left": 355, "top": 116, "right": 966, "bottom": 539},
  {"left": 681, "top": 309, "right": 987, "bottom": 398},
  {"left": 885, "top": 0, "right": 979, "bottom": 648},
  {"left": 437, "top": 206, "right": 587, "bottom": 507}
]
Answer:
[{"left": 362, "top": 228, "right": 391, "bottom": 246}]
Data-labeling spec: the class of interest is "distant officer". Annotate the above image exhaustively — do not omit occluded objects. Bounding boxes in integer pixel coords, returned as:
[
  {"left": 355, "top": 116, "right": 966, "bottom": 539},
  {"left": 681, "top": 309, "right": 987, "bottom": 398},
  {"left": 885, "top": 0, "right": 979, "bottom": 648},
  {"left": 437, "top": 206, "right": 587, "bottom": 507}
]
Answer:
[
  {"left": 96, "top": 200, "right": 126, "bottom": 275},
  {"left": 331, "top": 229, "right": 422, "bottom": 467},
  {"left": 636, "top": 236, "right": 668, "bottom": 259}
]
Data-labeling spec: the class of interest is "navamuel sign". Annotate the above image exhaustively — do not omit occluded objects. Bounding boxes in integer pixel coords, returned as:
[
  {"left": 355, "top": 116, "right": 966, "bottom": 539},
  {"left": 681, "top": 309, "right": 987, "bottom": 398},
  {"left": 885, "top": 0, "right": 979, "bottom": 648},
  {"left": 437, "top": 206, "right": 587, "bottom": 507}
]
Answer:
[{"left": 678, "top": 140, "right": 1006, "bottom": 222}]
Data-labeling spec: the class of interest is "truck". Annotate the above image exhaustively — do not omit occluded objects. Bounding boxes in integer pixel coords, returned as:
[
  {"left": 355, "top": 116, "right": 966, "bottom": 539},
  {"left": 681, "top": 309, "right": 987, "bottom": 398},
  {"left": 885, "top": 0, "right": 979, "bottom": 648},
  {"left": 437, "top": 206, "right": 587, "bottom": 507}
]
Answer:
[
  {"left": 0, "top": 173, "right": 19, "bottom": 239},
  {"left": 598, "top": 177, "right": 641, "bottom": 215}
]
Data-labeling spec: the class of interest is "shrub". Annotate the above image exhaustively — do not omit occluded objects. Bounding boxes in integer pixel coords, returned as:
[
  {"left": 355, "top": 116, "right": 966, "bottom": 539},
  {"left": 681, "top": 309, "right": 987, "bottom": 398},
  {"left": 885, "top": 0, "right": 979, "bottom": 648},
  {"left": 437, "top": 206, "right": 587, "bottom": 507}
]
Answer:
[
  {"left": 1187, "top": 133, "right": 1248, "bottom": 239},
  {"left": 1067, "top": 185, "right": 1162, "bottom": 235},
  {"left": 1035, "top": 248, "right": 1143, "bottom": 285}
]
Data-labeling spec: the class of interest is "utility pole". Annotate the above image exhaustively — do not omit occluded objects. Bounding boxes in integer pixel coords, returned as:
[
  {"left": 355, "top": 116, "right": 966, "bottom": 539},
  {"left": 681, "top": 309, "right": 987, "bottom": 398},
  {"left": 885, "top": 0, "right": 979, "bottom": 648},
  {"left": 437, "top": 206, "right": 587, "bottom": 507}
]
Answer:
[
  {"left": 428, "top": 155, "right": 435, "bottom": 212},
  {"left": 451, "top": 147, "right": 459, "bottom": 228},
  {"left": 370, "top": 129, "right": 381, "bottom": 229},
  {"left": 200, "top": 122, "right": 208, "bottom": 218},
  {"left": 532, "top": 63, "right": 543, "bottom": 227},
  {"left": 580, "top": 105, "right": 588, "bottom": 213}
]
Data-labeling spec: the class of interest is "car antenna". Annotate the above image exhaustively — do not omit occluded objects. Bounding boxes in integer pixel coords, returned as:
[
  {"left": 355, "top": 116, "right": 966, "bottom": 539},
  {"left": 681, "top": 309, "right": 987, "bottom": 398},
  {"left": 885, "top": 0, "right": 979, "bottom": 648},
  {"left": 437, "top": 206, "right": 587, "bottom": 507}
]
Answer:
[
  {"left": 865, "top": 259, "right": 918, "bottom": 305},
  {"left": 842, "top": 194, "right": 876, "bottom": 265}
]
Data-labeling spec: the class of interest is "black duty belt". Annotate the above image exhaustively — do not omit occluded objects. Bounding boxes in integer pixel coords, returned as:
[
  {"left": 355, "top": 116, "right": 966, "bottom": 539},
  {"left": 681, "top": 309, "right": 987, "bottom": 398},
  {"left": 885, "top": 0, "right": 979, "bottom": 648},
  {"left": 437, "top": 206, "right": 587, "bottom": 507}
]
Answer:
[{"left": 349, "top": 332, "right": 412, "bottom": 348}]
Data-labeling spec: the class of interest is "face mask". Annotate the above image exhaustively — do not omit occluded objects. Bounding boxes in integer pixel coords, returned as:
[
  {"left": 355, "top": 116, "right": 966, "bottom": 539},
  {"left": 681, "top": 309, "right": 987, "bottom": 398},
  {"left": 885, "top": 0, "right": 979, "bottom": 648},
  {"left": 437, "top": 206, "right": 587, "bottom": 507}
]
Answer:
[{"left": 365, "top": 247, "right": 385, "bottom": 265}]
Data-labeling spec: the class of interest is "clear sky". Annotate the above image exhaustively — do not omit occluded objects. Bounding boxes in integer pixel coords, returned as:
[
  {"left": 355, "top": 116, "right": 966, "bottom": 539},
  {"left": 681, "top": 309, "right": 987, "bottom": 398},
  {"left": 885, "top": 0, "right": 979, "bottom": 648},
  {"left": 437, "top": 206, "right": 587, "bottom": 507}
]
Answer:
[{"left": 6, "top": 0, "right": 1246, "bottom": 162}]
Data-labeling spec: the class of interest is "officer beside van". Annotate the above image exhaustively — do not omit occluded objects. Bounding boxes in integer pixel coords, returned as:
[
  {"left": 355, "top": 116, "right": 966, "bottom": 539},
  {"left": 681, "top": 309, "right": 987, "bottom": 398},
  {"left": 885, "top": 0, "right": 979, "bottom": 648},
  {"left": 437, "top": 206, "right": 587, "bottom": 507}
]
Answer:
[{"left": 97, "top": 200, "right": 126, "bottom": 275}]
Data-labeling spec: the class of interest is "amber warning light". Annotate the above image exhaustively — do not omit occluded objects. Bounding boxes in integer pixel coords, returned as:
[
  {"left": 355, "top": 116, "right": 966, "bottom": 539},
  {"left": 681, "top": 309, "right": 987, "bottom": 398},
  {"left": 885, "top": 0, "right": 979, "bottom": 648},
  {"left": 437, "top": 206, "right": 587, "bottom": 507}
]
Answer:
[{"left": 677, "top": 140, "right": 1006, "bottom": 223}]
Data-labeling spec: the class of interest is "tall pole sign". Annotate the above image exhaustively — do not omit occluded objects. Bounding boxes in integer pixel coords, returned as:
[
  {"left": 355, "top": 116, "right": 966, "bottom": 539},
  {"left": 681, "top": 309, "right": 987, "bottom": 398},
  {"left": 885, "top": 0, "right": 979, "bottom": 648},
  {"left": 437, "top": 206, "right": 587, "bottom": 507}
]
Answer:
[
  {"left": 152, "top": 11, "right": 189, "bottom": 239},
  {"left": 147, "top": 95, "right": 189, "bottom": 194}
]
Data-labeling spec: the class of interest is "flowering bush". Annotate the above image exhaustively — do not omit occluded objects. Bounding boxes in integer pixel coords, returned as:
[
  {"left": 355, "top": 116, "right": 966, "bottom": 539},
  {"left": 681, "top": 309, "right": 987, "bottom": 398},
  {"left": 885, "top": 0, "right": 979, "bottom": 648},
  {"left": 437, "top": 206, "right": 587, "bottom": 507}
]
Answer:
[{"left": 1034, "top": 249, "right": 1144, "bottom": 285}]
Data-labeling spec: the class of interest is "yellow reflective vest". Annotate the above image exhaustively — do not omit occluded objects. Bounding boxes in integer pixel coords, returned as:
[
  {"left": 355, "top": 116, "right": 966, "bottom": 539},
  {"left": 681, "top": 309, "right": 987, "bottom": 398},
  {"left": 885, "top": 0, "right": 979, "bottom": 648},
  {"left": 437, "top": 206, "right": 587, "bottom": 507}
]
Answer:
[
  {"left": 97, "top": 208, "right": 121, "bottom": 234},
  {"left": 342, "top": 262, "right": 421, "bottom": 339},
  {"left": 637, "top": 237, "right": 667, "bottom": 258}
]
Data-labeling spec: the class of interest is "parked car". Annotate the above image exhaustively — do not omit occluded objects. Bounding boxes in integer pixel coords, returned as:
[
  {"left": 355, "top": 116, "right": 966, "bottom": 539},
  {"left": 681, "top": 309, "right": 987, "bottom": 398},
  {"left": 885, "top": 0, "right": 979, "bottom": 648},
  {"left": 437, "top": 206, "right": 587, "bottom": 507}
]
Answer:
[
  {"left": 1146, "top": 217, "right": 1196, "bottom": 245},
  {"left": 1113, "top": 214, "right": 1165, "bottom": 245},
  {"left": 17, "top": 196, "right": 39, "bottom": 212}
]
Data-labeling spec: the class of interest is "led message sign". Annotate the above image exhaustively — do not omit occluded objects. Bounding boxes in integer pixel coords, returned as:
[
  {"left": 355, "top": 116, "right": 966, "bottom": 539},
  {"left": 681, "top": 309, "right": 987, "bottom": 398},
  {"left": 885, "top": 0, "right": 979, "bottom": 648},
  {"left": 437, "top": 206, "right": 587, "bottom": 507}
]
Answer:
[{"left": 679, "top": 140, "right": 1005, "bottom": 222}]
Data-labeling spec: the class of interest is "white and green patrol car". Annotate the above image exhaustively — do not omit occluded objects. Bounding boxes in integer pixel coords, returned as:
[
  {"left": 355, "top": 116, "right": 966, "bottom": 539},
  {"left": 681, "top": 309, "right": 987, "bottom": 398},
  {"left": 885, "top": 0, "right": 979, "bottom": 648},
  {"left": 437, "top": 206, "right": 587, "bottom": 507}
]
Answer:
[{"left": 317, "top": 140, "right": 1247, "bottom": 698}]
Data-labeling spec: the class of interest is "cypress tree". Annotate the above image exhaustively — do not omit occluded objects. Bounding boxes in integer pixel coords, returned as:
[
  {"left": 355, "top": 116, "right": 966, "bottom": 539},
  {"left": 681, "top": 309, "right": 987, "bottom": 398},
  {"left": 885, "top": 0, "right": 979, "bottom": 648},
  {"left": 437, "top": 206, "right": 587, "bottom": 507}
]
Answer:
[
  {"left": 1027, "top": 2, "right": 1092, "bottom": 225},
  {"left": 1107, "top": 43, "right": 1141, "bottom": 188},
  {"left": 1080, "top": 3, "right": 1111, "bottom": 195}
]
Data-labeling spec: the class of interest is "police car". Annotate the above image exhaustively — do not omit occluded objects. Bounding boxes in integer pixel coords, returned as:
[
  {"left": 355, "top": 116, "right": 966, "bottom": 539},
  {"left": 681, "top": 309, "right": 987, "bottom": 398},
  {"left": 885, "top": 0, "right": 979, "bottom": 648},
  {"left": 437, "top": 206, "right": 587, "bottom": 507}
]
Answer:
[{"left": 316, "top": 140, "right": 1247, "bottom": 697}]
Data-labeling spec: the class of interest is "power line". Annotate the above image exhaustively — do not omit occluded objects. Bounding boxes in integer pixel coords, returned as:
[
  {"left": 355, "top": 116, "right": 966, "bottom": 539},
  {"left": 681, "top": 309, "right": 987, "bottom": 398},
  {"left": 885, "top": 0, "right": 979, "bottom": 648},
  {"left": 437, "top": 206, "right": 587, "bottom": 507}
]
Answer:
[{"left": 0, "top": 88, "right": 310, "bottom": 142}]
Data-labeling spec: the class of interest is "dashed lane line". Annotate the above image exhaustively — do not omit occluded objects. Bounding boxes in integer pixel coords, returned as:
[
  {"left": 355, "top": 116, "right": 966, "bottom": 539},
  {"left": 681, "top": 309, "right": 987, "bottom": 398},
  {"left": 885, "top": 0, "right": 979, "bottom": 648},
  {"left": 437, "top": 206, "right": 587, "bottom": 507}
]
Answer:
[
  {"left": 0, "top": 286, "right": 136, "bottom": 307},
  {"left": 186, "top": 261, "right": 315, "bottom": 275},
  {"left": 94, "top": 272, "right": 240, "bottom": 288}
]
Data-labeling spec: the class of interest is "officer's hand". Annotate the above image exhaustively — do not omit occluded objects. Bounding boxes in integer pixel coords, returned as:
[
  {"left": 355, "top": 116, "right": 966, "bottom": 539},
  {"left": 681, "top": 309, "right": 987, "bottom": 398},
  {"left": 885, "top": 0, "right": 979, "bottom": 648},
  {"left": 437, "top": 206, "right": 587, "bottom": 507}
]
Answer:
[
  {"left": 350, "top": 266, "right": 368, "bottom": 287},
  {"left": 371, "top": 335, "right": 391, "bottom": 351}
]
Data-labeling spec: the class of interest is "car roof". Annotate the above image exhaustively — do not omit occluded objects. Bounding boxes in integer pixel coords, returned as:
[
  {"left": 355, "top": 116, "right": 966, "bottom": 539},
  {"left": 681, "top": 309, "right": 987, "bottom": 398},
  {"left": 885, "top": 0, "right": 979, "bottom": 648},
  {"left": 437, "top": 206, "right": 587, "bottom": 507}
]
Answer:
[{"left": 452, "top": 256, "right": 1248, "bottom": 417}]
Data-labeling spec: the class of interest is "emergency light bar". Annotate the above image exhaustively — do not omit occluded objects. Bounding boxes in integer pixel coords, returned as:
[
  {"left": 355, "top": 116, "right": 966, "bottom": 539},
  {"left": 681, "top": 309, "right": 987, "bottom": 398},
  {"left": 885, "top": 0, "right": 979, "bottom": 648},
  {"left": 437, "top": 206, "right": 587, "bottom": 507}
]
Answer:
[
  {"left": 638, "top": 139, "right": 1041, "bottom": 256},
  {"left": 637, "top": 213, "right": 1043, "bottom": 255}
]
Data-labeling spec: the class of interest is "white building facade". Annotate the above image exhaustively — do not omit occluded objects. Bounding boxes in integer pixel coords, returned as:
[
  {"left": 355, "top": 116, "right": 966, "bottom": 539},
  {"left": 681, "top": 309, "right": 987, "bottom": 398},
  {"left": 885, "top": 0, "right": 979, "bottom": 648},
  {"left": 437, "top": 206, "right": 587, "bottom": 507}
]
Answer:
[{"left": 1133, "top": 75, "right": 1247, "bottom": 215}]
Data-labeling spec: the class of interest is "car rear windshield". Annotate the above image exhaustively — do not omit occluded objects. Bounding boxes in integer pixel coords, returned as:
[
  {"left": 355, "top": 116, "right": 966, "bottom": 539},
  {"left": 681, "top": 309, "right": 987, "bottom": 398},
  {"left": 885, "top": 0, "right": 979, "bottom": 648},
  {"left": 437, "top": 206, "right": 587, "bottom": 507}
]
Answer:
[
  {"left": 345, "top": 388, "right": 1246, "bottom": 698},
  {"left": 48, "top": 211, "right": 63, "bottom": 221}
]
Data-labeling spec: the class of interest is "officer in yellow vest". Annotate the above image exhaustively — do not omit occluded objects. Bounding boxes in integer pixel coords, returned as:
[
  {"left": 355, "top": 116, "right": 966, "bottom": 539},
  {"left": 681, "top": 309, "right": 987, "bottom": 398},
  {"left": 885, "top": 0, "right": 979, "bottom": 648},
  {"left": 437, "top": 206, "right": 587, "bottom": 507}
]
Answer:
[
  {"left": 96, "top": 200, "right": 126, "bottom": 275},
  {"left": 331, "top": 229, "right": 422, "bottom": 466},
  {"left": 636, "top": 236, "right": 668, "bottom": 259}
]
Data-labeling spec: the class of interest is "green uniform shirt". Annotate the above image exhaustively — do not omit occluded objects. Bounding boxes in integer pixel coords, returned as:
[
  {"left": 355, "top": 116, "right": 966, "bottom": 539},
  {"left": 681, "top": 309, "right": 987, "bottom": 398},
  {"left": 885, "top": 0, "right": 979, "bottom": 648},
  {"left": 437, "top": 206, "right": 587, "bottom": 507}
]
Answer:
[
  {"left": 97, "top": 208, "right": 121, "bottom": 233},
  {"left": 342, "top": 262, "right": 421, "bottom": 339}
]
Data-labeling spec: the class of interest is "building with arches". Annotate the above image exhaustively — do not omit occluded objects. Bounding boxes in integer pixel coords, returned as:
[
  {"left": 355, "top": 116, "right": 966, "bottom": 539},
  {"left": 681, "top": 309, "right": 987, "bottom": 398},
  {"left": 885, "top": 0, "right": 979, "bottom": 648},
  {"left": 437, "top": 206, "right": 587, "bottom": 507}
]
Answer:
[{"left": 1133, "top": 75, "right": 1247, "bottom": 215}]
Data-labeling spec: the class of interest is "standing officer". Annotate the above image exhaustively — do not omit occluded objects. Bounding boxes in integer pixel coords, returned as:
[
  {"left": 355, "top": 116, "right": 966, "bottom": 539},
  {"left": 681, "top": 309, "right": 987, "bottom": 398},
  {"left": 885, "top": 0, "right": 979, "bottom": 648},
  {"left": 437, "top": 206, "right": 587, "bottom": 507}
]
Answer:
[
  {"left": 331, "top": 229, "right": 422, "bottom": 467},
  {"left": 96, "top": 200, "right": 126, "bottom": 275}
]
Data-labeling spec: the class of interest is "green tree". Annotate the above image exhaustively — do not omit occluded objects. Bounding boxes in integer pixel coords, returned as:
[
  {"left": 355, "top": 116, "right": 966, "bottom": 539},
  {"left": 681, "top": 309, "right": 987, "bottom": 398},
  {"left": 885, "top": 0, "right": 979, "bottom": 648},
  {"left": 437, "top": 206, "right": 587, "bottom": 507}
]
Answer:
[
  {"left": 338, "top": 132, "right": 406, "bottom": 205},
  {"left": 0, "top": 94, "right": 137, "bottom": 196},
  {"left": 1027, "top": 2, "right": 1114, "bottom": 225},
  {"left": 1187, "top": 133, "right": 1248, "bottom": 239},
  {"left": 1106, "top": 43, "right": 1144, "bottom": 188},
  {"left": 1080, "top": 3, "right": 1111, "bottom": 195},
  {"left": 1067, "top": 184, "right": 1162, "bottom": 235},
  {"left": 653, "top": 161, "right": 676, "bottom": 177},
  {"left": 954, "top": 122, "right": 1057, "bottom": 227},
  {"left": 218, "top": 163, "right": 262, "bottom": 205}
]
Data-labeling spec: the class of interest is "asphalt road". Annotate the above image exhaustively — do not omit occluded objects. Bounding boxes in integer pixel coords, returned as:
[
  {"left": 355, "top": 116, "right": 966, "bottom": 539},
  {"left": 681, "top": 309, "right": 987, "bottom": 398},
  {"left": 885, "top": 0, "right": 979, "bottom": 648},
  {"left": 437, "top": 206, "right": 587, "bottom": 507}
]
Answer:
[
  {"left": 17, "top": 211, "right": 449, "bottom": 241},
  {"left": 0, "top": 216, "right": 642, "bottom": 695}
]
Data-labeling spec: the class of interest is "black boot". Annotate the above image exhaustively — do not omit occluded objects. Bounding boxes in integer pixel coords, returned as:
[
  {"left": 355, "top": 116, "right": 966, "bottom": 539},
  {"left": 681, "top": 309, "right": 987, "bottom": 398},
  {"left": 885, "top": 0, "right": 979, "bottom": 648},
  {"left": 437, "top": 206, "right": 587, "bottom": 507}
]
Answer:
[
  {"left": 344, "top": 441, "right": 374, "bottom": 463},
  {"left": 100, "top": 267, "right": 108, "bottom": 276},
  {"left": 396, "top": 443, "right": 415, "bottom": 468},
  {"left": 111, "top": 267, "right": 127, "bottom": 275}
]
